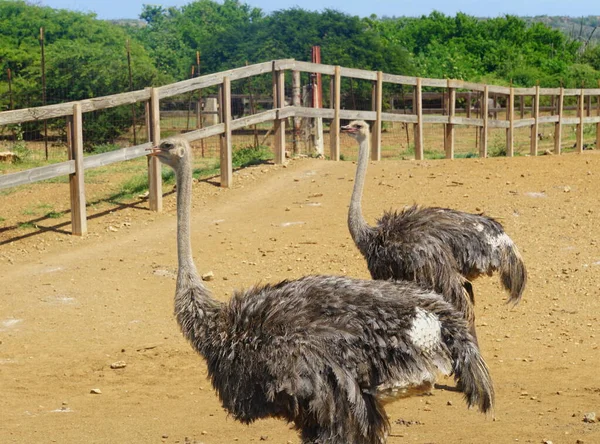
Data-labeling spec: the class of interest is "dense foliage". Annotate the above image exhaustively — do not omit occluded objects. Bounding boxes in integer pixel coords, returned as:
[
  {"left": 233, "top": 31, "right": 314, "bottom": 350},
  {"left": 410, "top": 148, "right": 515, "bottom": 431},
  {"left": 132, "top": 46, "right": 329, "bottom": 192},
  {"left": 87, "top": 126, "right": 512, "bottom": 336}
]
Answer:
[{"left": 1, "top": 0, "right": 599, "bottom": 144}]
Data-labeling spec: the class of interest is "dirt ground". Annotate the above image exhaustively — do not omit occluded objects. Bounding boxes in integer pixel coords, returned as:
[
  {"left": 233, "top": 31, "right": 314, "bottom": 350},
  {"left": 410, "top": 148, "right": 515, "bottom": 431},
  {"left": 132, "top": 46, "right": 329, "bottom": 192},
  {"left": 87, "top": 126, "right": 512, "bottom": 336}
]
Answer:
[{"left": 1, "top": 151, "right": 599, "bottom": 444}]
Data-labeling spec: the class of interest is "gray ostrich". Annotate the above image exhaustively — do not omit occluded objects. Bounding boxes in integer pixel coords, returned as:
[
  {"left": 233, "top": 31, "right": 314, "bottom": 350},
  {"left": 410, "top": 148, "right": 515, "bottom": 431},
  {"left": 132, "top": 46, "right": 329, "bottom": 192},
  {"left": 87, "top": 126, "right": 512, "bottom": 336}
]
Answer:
[
  {"left": 341, "top": 120, "right": 527, "bottom": 343},
  {"left": 148, "top": 138, "right": 495, "bottom": 444}
]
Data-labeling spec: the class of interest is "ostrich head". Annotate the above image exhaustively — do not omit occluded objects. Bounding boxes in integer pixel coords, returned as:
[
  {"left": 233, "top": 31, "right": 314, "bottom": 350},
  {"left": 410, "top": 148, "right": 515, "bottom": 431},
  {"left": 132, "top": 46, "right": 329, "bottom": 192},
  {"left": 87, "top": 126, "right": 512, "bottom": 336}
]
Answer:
[
  {"left": 340, "top": 120, "right": 370, "bottom": 141},
  {"left": 148, "top": 138, "right": 188, "bottom": 169}
]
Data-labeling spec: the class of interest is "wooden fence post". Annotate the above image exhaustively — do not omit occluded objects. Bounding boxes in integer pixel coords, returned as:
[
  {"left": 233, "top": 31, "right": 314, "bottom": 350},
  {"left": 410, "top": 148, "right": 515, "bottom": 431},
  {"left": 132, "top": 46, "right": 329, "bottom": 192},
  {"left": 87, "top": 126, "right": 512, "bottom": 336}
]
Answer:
[
  {"left": 371, "top": 71, "right": 383, "bottom": 161},
  {"left": 554, "top": 87, "right": 564, "bottom": 154},
  {"left": 576, "top": 88, "right": 584, "bottom": 153},
  {"left": 414, "top": 77, "right": 424, "bottom": 160},
  {"left": 530, "top": 85, "right": 540, "bottom": 156},
  {"left": 292, "top": 70, "right": 301, "bottom": 155},
  {"left": 329, "top": 65, "right": 341, "bottom": 161},
  {"left": 148, "top": 88, "right": 162, "bottom": 212},
  {"left": 597, "top": 80, "right": 600, "bottom": 152},
  {"left": 68, "top": 103, "right": 87, "bottom": 236},
  {"left": 220, "top": 76, "right": 233, "bottom": 186},
  {"left": 480, "top": 85, "right": 489, "bottom": 158},
  {"left": 444, "top": 81, "right": 455, "bottom": 159},
  {"left": 272, "top": 67, "right": 286, "bottom": 164},
  {"left": 519, "top": 94, "right": 525, "bottom": 119},
  {"left": 506, "top": 87, "right": 515, "bottom": 157}
]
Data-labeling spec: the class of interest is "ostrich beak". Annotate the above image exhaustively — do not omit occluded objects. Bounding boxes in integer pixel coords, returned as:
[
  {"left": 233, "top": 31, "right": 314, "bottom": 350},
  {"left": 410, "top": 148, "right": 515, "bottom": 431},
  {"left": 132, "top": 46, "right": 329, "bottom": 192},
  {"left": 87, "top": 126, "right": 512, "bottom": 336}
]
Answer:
[
  {"left": 340, "top": 125, "right": 357, "bottom": 134},
  {"left": 146, "top": 145, "right": 160, "bottom": 156}
]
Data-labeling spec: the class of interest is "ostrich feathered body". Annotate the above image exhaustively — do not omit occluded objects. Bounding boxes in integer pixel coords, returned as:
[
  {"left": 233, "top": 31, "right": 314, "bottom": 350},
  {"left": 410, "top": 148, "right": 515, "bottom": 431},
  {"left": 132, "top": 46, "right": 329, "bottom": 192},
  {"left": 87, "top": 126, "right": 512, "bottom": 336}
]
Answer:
[
  {"left": 342, "top": 120, "right": 527, "bottom": 327},
  {"left": 367, "top": 205, "right": 527, "bottom": 305},
  {"left": 177, "top": 275, "right": 493, "bottom": 444}
]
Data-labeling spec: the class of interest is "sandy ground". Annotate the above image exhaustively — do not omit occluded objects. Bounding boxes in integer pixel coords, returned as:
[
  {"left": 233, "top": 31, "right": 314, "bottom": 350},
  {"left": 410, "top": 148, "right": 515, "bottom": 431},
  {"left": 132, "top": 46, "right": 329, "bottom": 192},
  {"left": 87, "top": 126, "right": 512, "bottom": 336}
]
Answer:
[{"left": 1, "top": 151, "right": 599, "bottom": 444}]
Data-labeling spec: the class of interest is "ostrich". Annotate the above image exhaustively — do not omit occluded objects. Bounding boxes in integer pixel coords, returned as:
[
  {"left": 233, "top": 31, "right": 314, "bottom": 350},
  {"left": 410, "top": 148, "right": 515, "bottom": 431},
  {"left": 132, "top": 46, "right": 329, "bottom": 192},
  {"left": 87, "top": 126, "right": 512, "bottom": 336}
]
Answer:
[
  {"left": 341, "top": 120, "right": 527, "bottom": 343},
  {"left": 148, "top": 138, "right": 494, "bottom": 444}
]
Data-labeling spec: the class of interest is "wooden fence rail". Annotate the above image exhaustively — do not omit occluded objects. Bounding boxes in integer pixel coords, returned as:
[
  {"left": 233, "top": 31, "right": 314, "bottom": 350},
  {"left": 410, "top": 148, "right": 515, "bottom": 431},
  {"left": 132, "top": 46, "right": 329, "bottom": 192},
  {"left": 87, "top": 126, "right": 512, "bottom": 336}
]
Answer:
[{"left": 1, "top": 59, "right": 599, "bottom": 235}]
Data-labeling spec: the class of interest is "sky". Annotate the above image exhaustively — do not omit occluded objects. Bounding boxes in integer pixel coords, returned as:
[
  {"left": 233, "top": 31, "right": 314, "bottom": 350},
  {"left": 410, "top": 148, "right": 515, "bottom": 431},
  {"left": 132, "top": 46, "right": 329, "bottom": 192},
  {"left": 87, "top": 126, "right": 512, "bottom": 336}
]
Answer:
[{"left": 37, "top": 0, "right": 598, "bottom": 20}]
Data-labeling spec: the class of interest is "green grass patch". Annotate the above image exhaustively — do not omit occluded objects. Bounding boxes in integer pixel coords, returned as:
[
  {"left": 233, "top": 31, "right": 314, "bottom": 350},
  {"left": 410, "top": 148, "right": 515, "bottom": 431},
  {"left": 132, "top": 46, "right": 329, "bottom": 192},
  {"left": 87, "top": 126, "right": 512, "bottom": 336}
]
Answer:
[
  {"left": 45, "top": 211, "right": 63, "bottom": 219},
  {"left": 17, "top": 221, "right": 36, "bottom": 230},
  {"left": 232, "top": 144, "right": 273, "bottom": 167}
]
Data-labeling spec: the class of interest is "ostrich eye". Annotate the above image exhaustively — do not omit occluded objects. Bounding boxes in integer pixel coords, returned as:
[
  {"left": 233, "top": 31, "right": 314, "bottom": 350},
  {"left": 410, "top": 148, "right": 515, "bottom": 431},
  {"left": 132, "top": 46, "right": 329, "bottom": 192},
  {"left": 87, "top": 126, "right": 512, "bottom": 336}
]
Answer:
[{"left": 162, "top": 142, "right": 174, "bottom": 150}]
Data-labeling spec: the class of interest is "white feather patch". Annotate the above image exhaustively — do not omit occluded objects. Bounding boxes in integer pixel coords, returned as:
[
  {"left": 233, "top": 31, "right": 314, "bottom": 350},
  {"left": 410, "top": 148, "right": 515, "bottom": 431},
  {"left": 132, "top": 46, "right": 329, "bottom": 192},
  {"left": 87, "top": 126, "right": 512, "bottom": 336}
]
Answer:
[
  {"left": 408, "top": 308, "right": 442, "bottom": 353},
  {"left": 485, "top": 232, "right": 513, "bottom": 250}
]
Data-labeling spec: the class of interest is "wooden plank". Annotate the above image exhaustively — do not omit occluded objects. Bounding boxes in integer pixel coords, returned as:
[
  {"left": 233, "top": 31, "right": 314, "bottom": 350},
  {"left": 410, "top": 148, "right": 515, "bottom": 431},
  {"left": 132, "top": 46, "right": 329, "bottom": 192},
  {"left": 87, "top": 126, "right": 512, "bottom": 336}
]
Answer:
[
  {"left": 488, "top": 119, "right": 510, "bottom": 129},
  {"left": 157, "top": 61, "right": 274, "bottom": 99},
  {"left": 539, "top": 88, "right": 561, "bottom": 95},
  {"left": 449, "top": 116, "right": 483, "bottom": 126},
  {"left": 537, "top": 115, "right": 559, "bottom": 124},
  {"left": 68, "top": 102, "right": 87, "bottom": 236},
  {"left": 561, "top": 117, "right": 580, "bottom": 125},
  {"left": 148, "top": 88, "right": 162, "bottom": 212},
  {"left": 84, "top": 143, "right": 152, "bottom": 169},
  {"left": 555, "top": 88, "right": 564, "bottom": 154},
  {"left": 563, "top": 88, "right": 582, "bottom": 96},
  {"left": 231, "top": 110, "right": 277, "bottom": 129},
  {"left": 0, "top": 89, "right": 151, "bottom": 126},
  {"left": 329, "top": 66, "right": 341, "bottom": 161},
  {"left": 340, "top": 109, "right": 377, "bottom": 121},
  {"left": 273, "top": 68, "right": 286, "bottom": 164},
  {"left": 181, "top": 123, "right": 225, "bottom": 141},
  {"left": 447, "top": 79, "right": 485, "bottom": 92},
  {"left": 576, "top": 88, "right": 584, "bottom": 153},
  {"left": 382, "top": 73, "right": 417, "bottom": 86},
  {"left": 444, "top": 86, "right": 455, "bottom": 159},
  {"left": 371, "top": 71, "right": 383, "bottom": 161},
  {"left": 286, "top": 107, "right": 335, "bottom": 119},
  {"left": 273, "top": 59, "right": 336, "bottom": 76},
  {"left": 340, "top": 66, "right": 377, "bottom": 81},
  {"left": 220, "top": 77, "right": 233, "bottom": 187},
  {"left": 380, "top": 112, "right": 417, "bottom": 123},
  {"left": 420, "top": 77, "right": 447, "bottom": 88},
  {"left": 480, "top": 85, "right": 489, "bottom": 158},
  {"left": 424, "top": 115, "right": 450, "bottom": 124},
  {"left": 513, "top": 118, "right": 536, "bottom": 129},
  {"left": 414, "top": 78, "right": 424, "bottom": 160},
  {"left": 488, "top": 85, "right": 511, "bottom": 95},
  {"left": 531, "top": 85, "right": 540, "bottom": 156},
  {"left": 506, "top": 87, "right": 515, "bottom": 157},
  {"left": 0, "top": 161, "right": 74, "bottom": 190},
  {"left": 513, "top": 87, "right": 536, "bottom": 95}
]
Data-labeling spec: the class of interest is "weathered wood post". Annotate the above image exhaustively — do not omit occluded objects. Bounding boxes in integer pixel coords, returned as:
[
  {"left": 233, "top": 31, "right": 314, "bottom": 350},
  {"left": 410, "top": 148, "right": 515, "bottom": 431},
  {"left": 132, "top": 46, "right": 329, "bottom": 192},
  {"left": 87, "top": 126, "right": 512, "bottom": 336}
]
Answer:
[
  {"left": 148, "top": 88, "right": 162, "bottom": 212},
  {"left": 597, "top": 80, "right": 600, "bottom": 151},
  {"left": 68, "top": 102, "right": 87, "bottom": 236},
  {"left": 444, "top": 80, "right": 455, "bottom": 159},
  {"left": 272, "top": 65, "right": 286, "bottom": 164},
  {"left": 530, "top": 85, "right": 540, "bottom": 156},
  {"left": 554, "top": 87, "right": 564, "bottom": 154},
  {"left": 576, "top": 87, "right": 584, "bottom": 153},
  {"left": 292, "top": 70, "right": 301, "bottom": 155},
  {"left": 480, "top": 85, "right": 489, "bottom": 158},
  {"left": 219, "top": 76, "right": 233, "bottom": 187},
  {"left": 506, "top": 87, "right": 515, "bottom": 157},
  {"left": 414, "top": 77, "right": 424, "bottom": 160},
  {"left": 329, "top": 65, "right": 341, "bottom": 161},
  {"left": 204, "top": 98, "right": 218, "bottom": 126},
  {"left": 371, "top": 71, "right": 383, "bottom": 161}
]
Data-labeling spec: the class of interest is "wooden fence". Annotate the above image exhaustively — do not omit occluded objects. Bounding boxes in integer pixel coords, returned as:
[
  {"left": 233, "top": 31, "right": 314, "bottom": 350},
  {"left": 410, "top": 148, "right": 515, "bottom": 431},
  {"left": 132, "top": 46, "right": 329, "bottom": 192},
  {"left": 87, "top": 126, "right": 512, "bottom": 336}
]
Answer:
[{"left": 1, "top": 59, "right": 599, "bottom": 235}]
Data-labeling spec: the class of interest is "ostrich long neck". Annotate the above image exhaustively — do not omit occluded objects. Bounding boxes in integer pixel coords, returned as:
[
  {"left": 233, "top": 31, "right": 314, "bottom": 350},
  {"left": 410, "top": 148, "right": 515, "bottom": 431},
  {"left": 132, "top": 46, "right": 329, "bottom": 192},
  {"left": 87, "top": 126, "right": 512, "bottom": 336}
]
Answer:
[
  {"left": 174, "top": 155, "right": 220, "bottom": 350},
  {"left": 348, "top": 134, "right": 373, "bottom": 253},
  {"left": 175, "top": 156, "right": 199, "bottom": 278}
]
